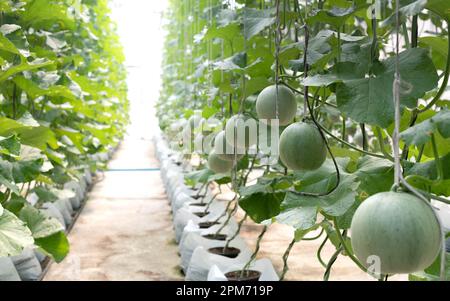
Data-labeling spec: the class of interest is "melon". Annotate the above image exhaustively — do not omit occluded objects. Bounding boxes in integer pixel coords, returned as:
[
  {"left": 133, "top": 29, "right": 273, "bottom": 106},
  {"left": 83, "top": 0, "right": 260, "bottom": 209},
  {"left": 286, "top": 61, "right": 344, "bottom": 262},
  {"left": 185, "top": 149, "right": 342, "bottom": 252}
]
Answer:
[
  {"left": 278, "top": 122, "right": 327, "bottom": 171},
  {"left": 213, "top": 131, "right": 244, "bottom": 161},
  {"left": 225, "top": 115, "right": 258, "bottom": 149},
  {"left": 207, "top": 151, "right": 234, "bottom": 173},
  {"left": 256, "top": 85, "right": 297, "bottom": 126},
  {"left": 350, "top": 191, "right": 441, "bottom": 275}
]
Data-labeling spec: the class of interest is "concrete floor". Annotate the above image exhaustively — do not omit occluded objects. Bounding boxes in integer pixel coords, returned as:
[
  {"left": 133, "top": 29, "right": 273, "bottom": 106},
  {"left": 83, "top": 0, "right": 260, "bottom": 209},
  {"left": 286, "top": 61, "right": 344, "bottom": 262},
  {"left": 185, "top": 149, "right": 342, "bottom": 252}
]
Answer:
[{"left": 44, "top": 138, "right": 182, "bottom": 281}]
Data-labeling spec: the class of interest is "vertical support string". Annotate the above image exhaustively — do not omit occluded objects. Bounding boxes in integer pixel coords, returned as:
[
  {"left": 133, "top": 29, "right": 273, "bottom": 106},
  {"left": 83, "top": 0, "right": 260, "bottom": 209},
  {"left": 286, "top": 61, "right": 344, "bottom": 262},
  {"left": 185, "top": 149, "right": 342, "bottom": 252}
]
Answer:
[
  {"left": 392, "top": 0, "right": 446, "bottom": 281},
  {"left": 393, "top": 0, "right": 401, "bottom": 187},
  {"left": 275, "top": 0, "right": 281, "bottom": 123},
  {"left": 302, "top": 0, "right": 309, "bottom": 116}
]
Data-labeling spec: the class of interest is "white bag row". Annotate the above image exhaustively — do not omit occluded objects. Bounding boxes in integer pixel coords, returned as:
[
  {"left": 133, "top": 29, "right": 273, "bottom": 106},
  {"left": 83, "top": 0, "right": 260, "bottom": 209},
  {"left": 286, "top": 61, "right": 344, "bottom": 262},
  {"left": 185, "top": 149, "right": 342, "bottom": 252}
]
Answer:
[
  {"left": 0, "top": 151, "right": 111, "bottom": 282},
  {"left": 154, "top": 130, "right": 279, "bottom": 282}
]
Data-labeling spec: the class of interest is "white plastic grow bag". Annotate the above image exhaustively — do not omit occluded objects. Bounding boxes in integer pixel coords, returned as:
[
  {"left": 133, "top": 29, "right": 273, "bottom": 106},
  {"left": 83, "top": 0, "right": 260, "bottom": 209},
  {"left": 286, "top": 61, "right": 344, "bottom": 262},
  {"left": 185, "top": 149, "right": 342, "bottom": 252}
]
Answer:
[
  {"left": 181, "top": 233, "right": 249, "bottom": 277},
  {"left": 64, "top": 180, "right": 85, "bottom": 209},
  {"left": 40, "top": 203, "right": 66, "bottom": 230},
  {"left": 179, "top": 218, "right": 239, "bottom": 250},
  {"left": 11, "top": 248, "right": 42, "bottom": 281},
  {"left": 179, "top": 226, "right": 247, "bottom": 272},
  {"left": 207, "top": 258, "right": 280, "bottom": 281},
  {"left": 172, "top": 191, "right": 216, "bottom": 214},
  {"left": 0, "top": 257, "right": 21, "bottom": 281},
  {"left": 54, "top": 199, "right": 73, "bottom": 227},
  {"left": 185, "top": 245, "right": 252, "bottom": 281},
  {"left": 173, "top": 202, "right": 226, "bottom": 242}
]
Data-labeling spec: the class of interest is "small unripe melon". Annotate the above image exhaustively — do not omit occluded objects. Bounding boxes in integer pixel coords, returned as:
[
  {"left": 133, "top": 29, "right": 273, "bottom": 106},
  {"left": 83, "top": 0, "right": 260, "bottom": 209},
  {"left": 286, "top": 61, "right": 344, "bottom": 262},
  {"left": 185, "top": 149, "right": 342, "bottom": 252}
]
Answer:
[
  {"left": 256, "top": 85, "right": 297, "bottom": 126},
  {"left": 208, "top": 151, "right": 234, "bottom": 173},
  {"left": 225, "top": 115, "right": 258, "bottom": 149},
  {"left": 278, "top": 122, "right": 327, "bottom": 171},
  {"left": 350, "top": 191, "right": 441, "bottom": 275},
  {"left": 213, "top": 131, "right": 244, "bottom": 161}
]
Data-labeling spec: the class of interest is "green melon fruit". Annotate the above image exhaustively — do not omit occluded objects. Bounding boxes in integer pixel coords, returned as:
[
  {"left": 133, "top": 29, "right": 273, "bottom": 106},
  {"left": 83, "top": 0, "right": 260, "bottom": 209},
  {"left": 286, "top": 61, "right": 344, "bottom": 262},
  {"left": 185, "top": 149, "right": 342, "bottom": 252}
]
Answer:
[
  {"left": 278, "top": 122, "right": 327, "bottom": 171},
  {"left": 225, "top": 115, "right": 258, "bottom": 149},
  {"left": 208, "top": 151, "right": 234, "bottom": 173},
  {"left": 188, "top": 114, "right": 203, "bottom": 132},
  {"left": 256, "top": 85, "right": 297, "bottom": 126},
  {"left": 213, "top": 131, "right": 244, "bottom": 161},
  {"left": 350, "top": 191, "right": 441, "bottom": 275}
]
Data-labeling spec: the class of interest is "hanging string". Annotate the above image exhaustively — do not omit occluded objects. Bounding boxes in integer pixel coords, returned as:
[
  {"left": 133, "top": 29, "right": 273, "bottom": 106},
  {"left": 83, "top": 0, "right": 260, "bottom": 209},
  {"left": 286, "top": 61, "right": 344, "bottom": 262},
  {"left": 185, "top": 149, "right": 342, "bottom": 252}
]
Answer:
[
  {"left": 391, "top": 0, "right": 446, "bottom": 281},
  {"left": 393, "top": 0, "right": 401, "bottom": 187},
  {"left": 302, "top": 0, "right": 308, "bottom": 116},
  {"left": 275, "top": 0, "right": 281, "bottom": 123}
]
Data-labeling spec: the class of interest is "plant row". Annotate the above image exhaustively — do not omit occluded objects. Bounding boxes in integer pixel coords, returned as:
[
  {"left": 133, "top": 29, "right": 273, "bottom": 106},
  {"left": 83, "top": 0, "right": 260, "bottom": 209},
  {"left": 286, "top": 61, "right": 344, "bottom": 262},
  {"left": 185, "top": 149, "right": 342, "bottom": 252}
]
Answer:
[
  {"left": 0, "top": 0, "right": 128, "bottom": 280},
  {"left": 157, "top": 0, "right": 450, "bottom": 280}
]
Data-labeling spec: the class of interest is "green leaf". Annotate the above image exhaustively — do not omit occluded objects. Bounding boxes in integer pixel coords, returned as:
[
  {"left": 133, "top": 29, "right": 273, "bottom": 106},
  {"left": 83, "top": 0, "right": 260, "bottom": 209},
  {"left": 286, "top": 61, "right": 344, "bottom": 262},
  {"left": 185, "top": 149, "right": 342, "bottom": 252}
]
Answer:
[
  {"left": 400, "top": 109, "right": 450, "bottom": 146},
  {"left": 337, "top": 48, "right": 438, "bottom": 127},
  {"left": 240, "top": 192, "right": 284, "bottom": 223},
  {"left": 294, "top": 224, "right": 320, "bottom": 242},
  {"left": 426, "top": 0, "right": 450, "bottom": 20},
  {"left": 405, "top": 152, "right": 450, "bottom": 196},
  {"left": 283, "top": 175, "right": 359, "bottom": 218},
  {"left": 307, "top": 5, "right": 357, "bottom": 28},
  {"left": 20, "top": 0, "right": 75, "bottom": 30},
  {"left": 0, "top": 135, "right": 21, "bottom": 156},
  {"left": 4, "top": 194, "right": 27, "bottom": 216},
  {"left": 0, "top": 207, "right": 34, "bottom": 257},
  {"left": 0, "top": 174, "right": 20, "bottom": 194},
  {"left": 13, "top": 76, "right": 77, "bottom": 101},
  {"left": 243, "top": 8, "right": 275, "bottom": 40},
  {"left": 0, "top": 58, "right": 53, "bottom": 83},
  {"left": 204, "top": 23, "right": 241, "bottom": 42},
  {"left": 409, "top": 252, "right": 450, "bottom": 280},
  {"left": 0, "top": 32, "right": 21, "bottom": 54},
  {"left": 0, "top": 115, "right": 58, "bottom": 150},
  {"left": 303, "top": 62, "right": 362, "bottom": 87},
  {"left": 32, "top": 186, "right": 59, "bottom": 203},
  {"left": 19, "top": 205, "right": 64, "bottom": 239},
  {"left": 419, "top": 36, "right": 448, "bottom": 70},
  {"left": 12, "top": 159, "right": 44, "bottom": 183},
  {"left": 276, "top": 204, "right": 318, "bottom": 230},
  {"left": 34, "top": 231, "right": 69, "bottom": 263},
  {"left": 292, "top": 158, "right": 350, "bottom": 194},
  {"left": 354, "top": 156, "right": 394, "bottom": 196},
  {"left": 185, "top": 168, "right": 215, "bottom": 184}
]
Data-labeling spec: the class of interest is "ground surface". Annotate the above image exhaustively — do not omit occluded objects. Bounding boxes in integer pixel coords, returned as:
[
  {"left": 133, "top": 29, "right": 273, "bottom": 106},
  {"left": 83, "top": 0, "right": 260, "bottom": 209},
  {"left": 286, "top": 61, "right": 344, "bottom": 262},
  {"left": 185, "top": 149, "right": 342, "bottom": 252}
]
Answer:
[{"left": 44, "top": 138, "right": 182, "bottom": 281}]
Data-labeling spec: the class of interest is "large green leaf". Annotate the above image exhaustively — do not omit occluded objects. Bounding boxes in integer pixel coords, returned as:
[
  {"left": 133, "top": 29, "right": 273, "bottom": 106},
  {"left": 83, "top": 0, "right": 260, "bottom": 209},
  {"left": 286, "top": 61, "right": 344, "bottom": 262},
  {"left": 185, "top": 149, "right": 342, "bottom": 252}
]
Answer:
[
  {"left": 337, "top": 48, "right": 438, "bottom": 127},
  {"left": 0, "top": 207, "right": 34, "bottom": 257},
  {"left": 204, "top": 23, "right": 241, "bottom": 42},
  {"left": 0, "top": 115, "right": 58, "bottom": 150},
  {"left": 243, "top": 8, "right": 275, "bottom": 40},
  {"left": 20, "top": 0, "right": 75, "bottom": 30},
  {"left": 0, "top": 58, "right": 53, "bottom": 82},
  {"left": 277, "top": 175, "right": 359, "bottom": 231},
  {"left": 354, "top": 156, "right": 394, "bottom": 196},
  {"left": 400, "top": 109, "right": 450, "bottom": 146},
  {"left": 13, "top": 76, "right": 77, "bottom": 101},
  {"left": 426, "top": 0, "right": 450, "bottom": 20},
  {"left": 35, "top": 231, "right": 69, "bottom": 263},
  {"left": 0, "top": 32, "right": 21, "bottom": 54},
  {"left": 19, "top": 205, "right": 64, "bottom": 239},
  {"left": 0, "top": 135, "right": 21, "bottom": 156},
  {"left": 239, "top": 192, "right": 284, "bottom": 223},
  {"left": 0, "top": 174, "right": 20, "bottom": 194}
]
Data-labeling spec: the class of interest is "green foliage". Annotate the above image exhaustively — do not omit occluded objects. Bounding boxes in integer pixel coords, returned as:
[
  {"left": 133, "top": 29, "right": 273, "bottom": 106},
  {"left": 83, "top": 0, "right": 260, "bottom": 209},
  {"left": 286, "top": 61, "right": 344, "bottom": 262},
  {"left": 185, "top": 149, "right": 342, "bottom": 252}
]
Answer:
[
  {"left": 0, "top": 0, "right": 128, "bottom": 262},
  {"left": 159, "top": 0, "right": 450, "bottom": 280}
]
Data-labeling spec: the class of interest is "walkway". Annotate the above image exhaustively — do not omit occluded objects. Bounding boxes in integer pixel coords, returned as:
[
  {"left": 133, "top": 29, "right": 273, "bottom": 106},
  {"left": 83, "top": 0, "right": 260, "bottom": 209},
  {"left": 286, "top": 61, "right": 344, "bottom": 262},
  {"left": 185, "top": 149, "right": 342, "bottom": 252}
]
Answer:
[{"left": 44, "top": 137, "right": 182, "bottom": 281}]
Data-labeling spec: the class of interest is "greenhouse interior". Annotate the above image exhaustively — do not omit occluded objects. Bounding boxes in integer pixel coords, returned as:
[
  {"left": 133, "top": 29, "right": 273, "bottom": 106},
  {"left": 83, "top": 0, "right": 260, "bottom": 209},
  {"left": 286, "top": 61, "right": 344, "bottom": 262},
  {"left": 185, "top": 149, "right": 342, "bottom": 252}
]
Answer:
[{"left": 0, "top": 0, "right": 450, "bottom": 284}]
